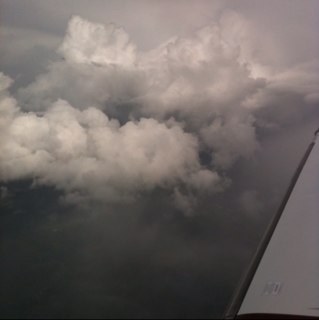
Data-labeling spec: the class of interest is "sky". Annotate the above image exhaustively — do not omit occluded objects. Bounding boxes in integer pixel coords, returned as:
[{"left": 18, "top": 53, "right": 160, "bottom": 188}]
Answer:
[{"left": 0, "top": 1, "right": 319, "bottom": 318}]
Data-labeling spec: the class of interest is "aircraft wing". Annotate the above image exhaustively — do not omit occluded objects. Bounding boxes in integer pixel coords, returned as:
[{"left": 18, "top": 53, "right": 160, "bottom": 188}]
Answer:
[{"left": 226, "top": 130, "right": 319, "bottom": 319}]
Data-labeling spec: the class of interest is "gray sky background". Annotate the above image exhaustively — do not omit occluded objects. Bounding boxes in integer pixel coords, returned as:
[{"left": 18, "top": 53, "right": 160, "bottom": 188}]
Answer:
[{"left": 0, "top": 1, "right": 319, "bottom": 318}]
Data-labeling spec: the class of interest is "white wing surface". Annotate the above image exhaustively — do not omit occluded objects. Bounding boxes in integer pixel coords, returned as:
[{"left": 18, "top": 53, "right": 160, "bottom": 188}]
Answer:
[{"left": 226, "top": 131, "right": 319, "bottom": 319}]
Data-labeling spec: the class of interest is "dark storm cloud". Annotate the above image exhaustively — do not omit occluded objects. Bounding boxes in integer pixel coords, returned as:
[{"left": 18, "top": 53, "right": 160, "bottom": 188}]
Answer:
[{"left": 0, "top": 179, "right": 257, "bottom": 318}]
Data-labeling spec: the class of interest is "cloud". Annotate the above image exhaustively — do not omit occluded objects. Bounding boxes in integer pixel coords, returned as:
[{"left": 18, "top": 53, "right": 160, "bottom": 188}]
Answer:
[
  {"left": 2, "top": 12, "right": 319, "bottom": 212},
  {"left": 1, "top": 75, "right": 223, "bottom": 208},
  {"left": 0, "top": 73, "right": 20, "bottom": 146},
  {"left": 200, "top": 115, "right": 258, "bottom": 168},
  {"left": 0, "top": 26, "right": 60, "bottom": 66},
  {"left": 23, "top": 13, "right": 261, "bottom": 109},
  {"left": 17, "top": 14, "right": 266, "bottom": 167},
  {"left": 59, "top": 16, "right": 137, "bottom": 66}
]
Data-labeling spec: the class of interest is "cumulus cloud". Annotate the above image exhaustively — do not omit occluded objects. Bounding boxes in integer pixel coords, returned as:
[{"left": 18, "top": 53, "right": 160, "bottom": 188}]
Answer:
[
  {"left": 17, "top": 14, "right": 267, "bottom": 167},
  {"left": 59, "top": 16, "right": 137, "bottom": 66},
  {"left": 2, "top": 12, "right": 319, "bottom": 212},
  {"left": 1, "top": 75, "right": 223, "bottom": 209}
]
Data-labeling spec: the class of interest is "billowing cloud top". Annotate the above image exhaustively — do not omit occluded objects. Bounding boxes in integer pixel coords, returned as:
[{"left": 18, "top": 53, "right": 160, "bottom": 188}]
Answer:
[
  {"left": 59, "top": 16, "right": 137, "bottom": 66},
  {"left": 1, "top": 13, "right": 319, "bottom": 213}
]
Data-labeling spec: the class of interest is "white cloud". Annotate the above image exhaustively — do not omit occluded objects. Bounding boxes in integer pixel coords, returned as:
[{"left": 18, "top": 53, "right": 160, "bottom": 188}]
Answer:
[
  {"left": 17, "top": 14, "right": 266, "bottom": 169},
  {"left": 2, "top": 12, "right": 319, "bottom": 212},
  {"left": 1, "top": 77, "right": 224, "bottom": 207},
  {"left": 21, "top": 13, "right": 266, "bottom": 114},
  {"left": 59, "top": 16, "right": 137, "bottom": 66}
]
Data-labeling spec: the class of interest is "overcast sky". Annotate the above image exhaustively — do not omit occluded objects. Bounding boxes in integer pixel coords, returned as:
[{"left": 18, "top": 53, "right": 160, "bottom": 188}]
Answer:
[{"left": 0, "top": 1, "right": 319, "bottom": 318}]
